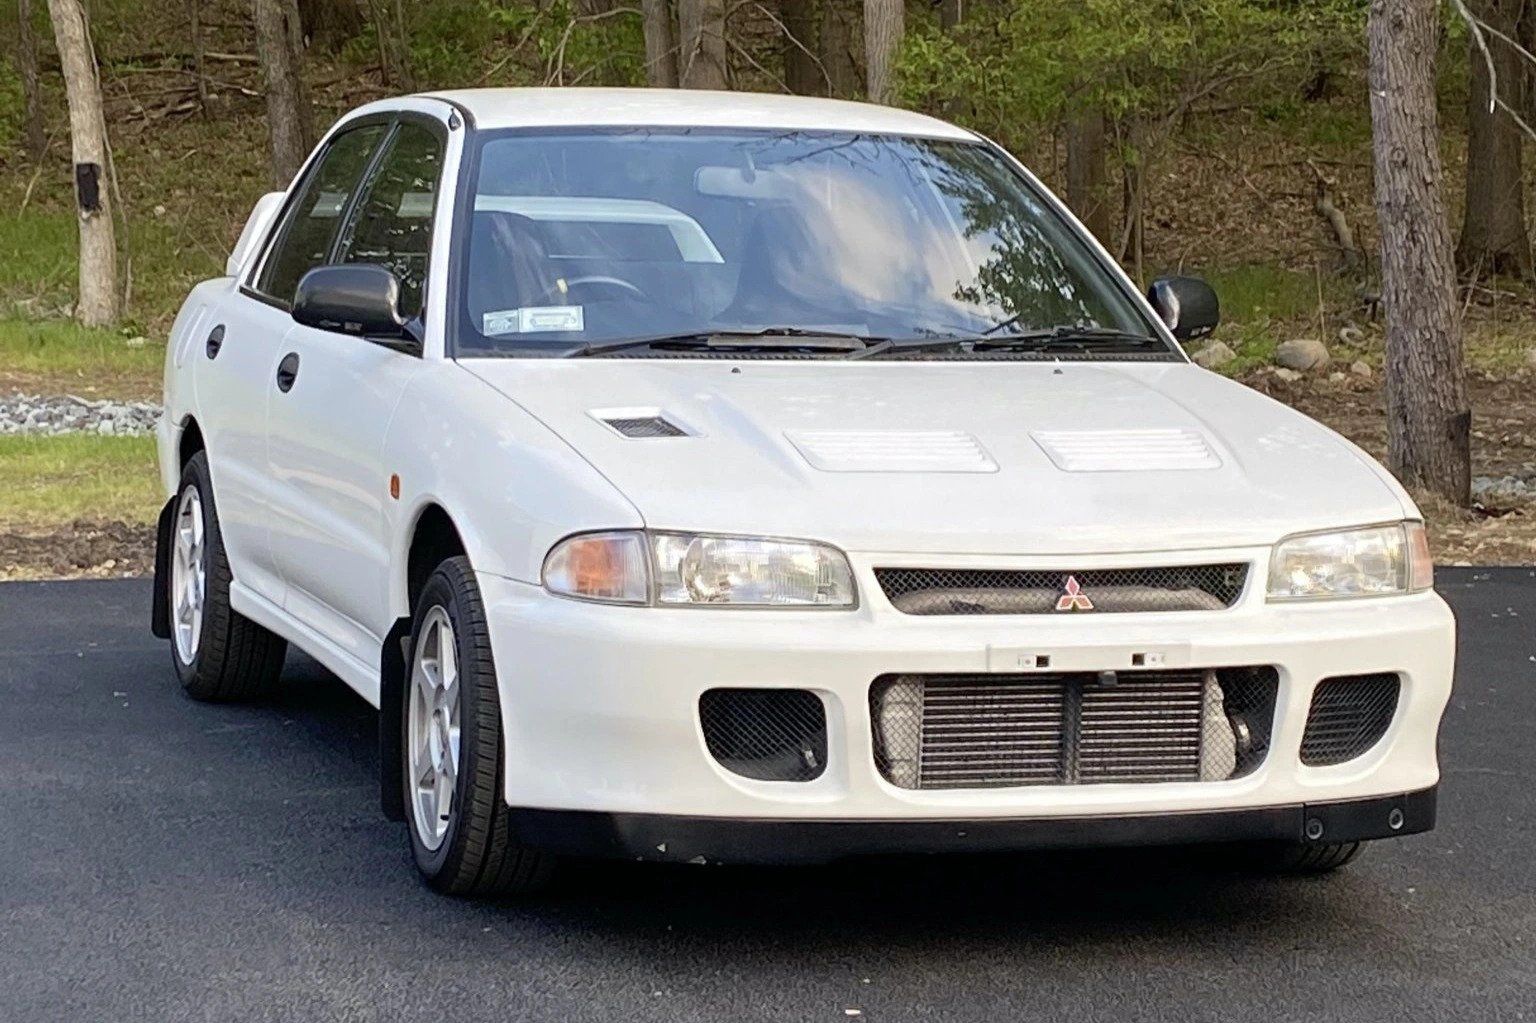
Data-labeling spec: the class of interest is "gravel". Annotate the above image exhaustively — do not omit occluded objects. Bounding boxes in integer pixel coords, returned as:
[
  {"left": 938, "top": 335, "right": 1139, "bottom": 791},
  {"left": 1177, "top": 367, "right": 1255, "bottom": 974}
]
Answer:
[
  {"left": 1, "top": 393, "right": 162, "bottom": 436},
  {"left": 1473, "top": 473, "right": 1536, "bottom": 503}
]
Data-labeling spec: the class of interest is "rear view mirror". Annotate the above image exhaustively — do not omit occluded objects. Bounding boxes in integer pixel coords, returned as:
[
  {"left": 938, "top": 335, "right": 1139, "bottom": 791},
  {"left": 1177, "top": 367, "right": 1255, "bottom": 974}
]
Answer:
[
  {"left": 1147, "top": 276, "right": 1220, "bottom": 341},
  {"left": 292, "top": 264, "right": 420, "bottom": 353}
]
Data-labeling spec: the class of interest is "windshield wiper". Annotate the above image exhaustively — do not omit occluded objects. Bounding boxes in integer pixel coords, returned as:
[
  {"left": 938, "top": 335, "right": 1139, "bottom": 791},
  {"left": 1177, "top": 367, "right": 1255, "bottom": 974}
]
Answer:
[
  {"left": 972, "top": 325, "right": 1162, "bottom": 352},
  {"left": 564, "top": 328, "right": 884, "bottom": 358}
]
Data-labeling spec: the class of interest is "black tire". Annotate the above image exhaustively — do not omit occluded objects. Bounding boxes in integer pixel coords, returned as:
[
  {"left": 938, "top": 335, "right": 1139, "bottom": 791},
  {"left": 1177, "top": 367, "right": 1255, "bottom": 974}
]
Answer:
[
  {"left": 402, "top": 556, "right": 554, "bottom": 896},
  {"left": 169, "top": 452, "right": 287, "bottom": 701},
  {"left": 1237, "top": 840, "right": 1363, "bottom": 875}
]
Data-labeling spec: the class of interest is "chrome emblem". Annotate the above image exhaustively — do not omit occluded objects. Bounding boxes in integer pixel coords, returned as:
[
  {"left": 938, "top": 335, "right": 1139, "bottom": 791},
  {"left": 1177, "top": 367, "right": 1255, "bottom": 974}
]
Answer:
[{"left": 1055, "top": 575, "right": 1095, "bottom": 612}]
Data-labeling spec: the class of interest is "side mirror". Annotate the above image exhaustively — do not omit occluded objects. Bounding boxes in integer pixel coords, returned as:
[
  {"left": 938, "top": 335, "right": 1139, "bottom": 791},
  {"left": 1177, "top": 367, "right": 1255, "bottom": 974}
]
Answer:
[
  {"left": 292, "top": 264, "right": 421, "bottom": 353},
  {"left": 1146, "top": 276, "right": 1220, "bottom": 342}
]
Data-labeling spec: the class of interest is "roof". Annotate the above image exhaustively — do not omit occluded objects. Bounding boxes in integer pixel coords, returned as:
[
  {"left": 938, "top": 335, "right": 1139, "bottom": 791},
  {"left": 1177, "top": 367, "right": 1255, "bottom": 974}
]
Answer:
[{"left": 422, "top": 88, "right": 976, "bottom": 140}]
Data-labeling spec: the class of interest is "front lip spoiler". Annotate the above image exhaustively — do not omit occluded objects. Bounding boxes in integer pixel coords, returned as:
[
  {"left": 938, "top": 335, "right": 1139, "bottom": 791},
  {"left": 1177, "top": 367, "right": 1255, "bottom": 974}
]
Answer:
[{"left": 506, "top": 786, "right": 1437, "bottom": 865}]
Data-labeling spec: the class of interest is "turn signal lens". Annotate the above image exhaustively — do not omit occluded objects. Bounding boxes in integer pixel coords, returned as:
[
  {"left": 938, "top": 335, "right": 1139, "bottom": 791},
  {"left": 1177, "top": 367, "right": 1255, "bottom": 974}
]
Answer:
[
  {"left": 1406, "top": 521, "right": 1434, "bottom": 592},
  {"left": 543, "top": 531, "right": 648, "bottom": 604}
]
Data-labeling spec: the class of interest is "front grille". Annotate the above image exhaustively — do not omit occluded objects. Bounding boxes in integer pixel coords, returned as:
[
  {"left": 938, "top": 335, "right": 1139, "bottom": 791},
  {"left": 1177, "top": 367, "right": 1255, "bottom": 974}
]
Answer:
[
  {"left": 870, "top": 668, "right": 1278, "bottom": 790},
  {"left": 875, "top": 564, "right": 1249, "bottom": 615},
  {"left": 1300, "top": 674, "right": 1400, "bottom": 766},
  {"left": 699, "top": 688, "right": 827, "bottom": 782}
]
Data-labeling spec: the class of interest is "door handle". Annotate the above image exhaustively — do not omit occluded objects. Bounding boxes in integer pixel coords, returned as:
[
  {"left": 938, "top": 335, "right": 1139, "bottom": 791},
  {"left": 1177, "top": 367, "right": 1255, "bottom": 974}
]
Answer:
[
  {"left": 205, "top": 324, "right": 224, "bottom": 359},
  {"left": 275, "top": 352, "right": 300, "bottom": 393}
]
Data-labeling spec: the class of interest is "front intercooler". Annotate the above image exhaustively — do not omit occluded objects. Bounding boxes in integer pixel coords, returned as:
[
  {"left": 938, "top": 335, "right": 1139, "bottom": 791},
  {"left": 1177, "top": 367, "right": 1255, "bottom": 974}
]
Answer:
[{"left": 870, "top": 668, "right": 1278, "bottom": 790}]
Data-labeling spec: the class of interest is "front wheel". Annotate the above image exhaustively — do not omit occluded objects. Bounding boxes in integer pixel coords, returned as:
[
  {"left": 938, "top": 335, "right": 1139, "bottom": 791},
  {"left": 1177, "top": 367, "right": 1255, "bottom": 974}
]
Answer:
[
  {"left": 403, "top": 556, "right": 554, "bottom": 896},
  {"left": 1235, "top": 840, "right": 1363, "bottom": 875}
]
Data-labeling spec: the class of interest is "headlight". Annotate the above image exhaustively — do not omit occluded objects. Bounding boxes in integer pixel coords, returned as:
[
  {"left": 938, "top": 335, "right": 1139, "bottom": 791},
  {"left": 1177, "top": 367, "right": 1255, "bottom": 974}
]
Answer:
[
  {"left": 1267, "top": 521, "right": 1433, "bottom": 601},
  {"left": 543, "top": 531, "right": 857, "bottom": 607}
]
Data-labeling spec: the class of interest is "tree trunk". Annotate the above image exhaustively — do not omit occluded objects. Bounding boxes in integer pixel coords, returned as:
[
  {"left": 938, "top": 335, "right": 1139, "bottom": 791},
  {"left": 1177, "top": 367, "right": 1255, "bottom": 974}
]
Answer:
[
  {"left": 1456, "top": 0, "right": 1531, "bottom": 278},
  {"left": 863, "top": 0, "right": 901, "bottom": 103},
  {"left": 46, "top": 0, "right": 119, "bottom": 327},
  {"left": 779, "top": 0, "right": 820, "bottom": 94},
  {"left": 1368, "top": 0, "right": 1471, "bottom": 505},
  {"left": 296, "top": 0, "right": 363, "bottom": 52},
  {"left": 819, "top": 0, "right": 859, "bottom": 98},
  {"left": 641, "top": 0, "right": 678, "bottom": 87},
  {"left": 18, "top": 0, "right": 47, "bottom": 162},
  {"left": 188, "top": 0, "right": 211, "bottom": 117},
  {"left": 938, "top": 0, "right": 962, "bottom": 30},
  {"left": 253, "top": 0, "right": 314, "bottom": 188},
  {"left": 677, "top": 0, "right": 727, "bottom": 89},
  {"left": 1066, "top": 108, "right": 1112, "bottom": 244}
]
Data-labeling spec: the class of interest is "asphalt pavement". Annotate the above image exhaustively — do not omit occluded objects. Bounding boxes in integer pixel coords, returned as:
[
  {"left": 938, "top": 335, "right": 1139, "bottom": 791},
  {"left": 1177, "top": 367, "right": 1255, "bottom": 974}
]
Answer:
[{"left": 1, "top": 569, "right": 1532, "bottom": 1022}]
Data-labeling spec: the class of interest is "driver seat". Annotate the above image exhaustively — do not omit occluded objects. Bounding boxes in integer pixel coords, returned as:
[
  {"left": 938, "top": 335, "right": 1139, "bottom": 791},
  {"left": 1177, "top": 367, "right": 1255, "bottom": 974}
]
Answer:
[{"left": 467, "top": 210, "right": 561, "bottom": 325}]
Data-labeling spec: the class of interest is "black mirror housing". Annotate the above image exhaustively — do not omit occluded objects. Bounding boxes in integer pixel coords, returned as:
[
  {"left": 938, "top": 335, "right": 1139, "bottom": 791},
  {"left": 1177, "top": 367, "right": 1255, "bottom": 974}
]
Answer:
[
  {"left": 292, "top": 264, "right": 418, "bottom": 351},
  {"left": 1146, "top": 276, "right": 1220, "bottom": 342}
]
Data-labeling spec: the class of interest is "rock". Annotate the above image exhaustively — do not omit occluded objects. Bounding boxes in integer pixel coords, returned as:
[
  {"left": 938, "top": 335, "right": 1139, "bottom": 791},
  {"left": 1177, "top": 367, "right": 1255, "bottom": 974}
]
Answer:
[
  {"left": 0, "top": 393, "right": 161, "bottom": 436},
  {"left": 1350, "top": 360, "right": 1372, "bottom": 379},
  {"left": 1191, "top": 340, "right": 1236, "bottom": 370},
  {"left": 1328, "top": 371, "right": 1346, "bottom": 383},
  {"left": 1274, "top": 338, "right": 1331, "bottom": 371},
  {"left": 1337, "top": 325, "right": 1364, "bottom": 347},
  {"left": 1273, "top": 367, "right": 1303, "bottom": 383},
  {"left": 1525, "top": 348, "right": 1536, "bottom": 371}
]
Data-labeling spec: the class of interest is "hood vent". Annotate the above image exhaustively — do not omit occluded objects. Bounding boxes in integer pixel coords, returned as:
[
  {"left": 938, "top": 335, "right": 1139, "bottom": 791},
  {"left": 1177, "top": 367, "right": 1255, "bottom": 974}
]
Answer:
[
  {"left": 786, "top": 430, "right": 998, "bottom": 473},
  {"left": 591, "top": 408, "right": 690, "bottom": 439},
  {"left": 1032, "top": 428, "right": 1220, "bottom": 472}
]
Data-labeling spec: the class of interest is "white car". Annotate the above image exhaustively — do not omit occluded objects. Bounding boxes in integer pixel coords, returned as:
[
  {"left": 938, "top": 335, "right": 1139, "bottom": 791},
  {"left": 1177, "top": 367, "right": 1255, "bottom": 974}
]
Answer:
[{"left": 153, "top": 88, "right": 1454, "bottom": 895}]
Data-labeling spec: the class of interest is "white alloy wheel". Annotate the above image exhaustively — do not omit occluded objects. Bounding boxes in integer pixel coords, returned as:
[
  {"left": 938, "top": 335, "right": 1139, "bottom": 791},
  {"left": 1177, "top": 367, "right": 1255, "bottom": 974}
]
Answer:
[
  {"left": 170, "top": 485, "right": 207, "bottom": 665},
  {"left": 408, "top": 606, "right": 462, "bottom": 851}
]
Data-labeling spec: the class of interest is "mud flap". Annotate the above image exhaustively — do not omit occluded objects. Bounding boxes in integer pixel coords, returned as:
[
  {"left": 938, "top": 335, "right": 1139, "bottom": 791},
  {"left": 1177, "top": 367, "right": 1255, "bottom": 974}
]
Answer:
[
  {"left": 379, "top": 618, "right": 411, "bottom": 822},
  {"left": 150, "top": 497, "right": 175, "bottom": 639}
]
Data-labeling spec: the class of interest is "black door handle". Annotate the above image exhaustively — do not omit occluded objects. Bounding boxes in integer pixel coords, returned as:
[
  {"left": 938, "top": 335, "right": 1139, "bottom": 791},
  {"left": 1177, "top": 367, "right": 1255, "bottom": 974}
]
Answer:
[
  {"left": 275, "top": 352, "right": 300, "bottom": 393},
  {"left": 205, "top": 324, "right": 224, "bottom": 359}
]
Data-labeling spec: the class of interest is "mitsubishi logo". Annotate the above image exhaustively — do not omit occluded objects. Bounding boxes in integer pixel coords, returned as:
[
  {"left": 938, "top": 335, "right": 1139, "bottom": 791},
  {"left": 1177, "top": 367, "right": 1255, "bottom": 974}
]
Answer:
[{"left": 1055, "top": 575, "right": 1095, "bottom": 612}]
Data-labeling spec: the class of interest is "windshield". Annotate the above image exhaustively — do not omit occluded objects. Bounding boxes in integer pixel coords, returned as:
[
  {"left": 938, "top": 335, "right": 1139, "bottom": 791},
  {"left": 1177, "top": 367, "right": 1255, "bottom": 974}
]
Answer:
[{"left": 453, "top": 128, "right": 1167, "bottom": 358}]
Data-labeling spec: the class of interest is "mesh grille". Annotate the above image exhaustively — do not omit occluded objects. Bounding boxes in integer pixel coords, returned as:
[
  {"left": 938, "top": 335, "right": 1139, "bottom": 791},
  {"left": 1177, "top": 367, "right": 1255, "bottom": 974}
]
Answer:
[
  {"left": 1300, "top": 674, "right": 1400, "bottom": 766},
  {"left": 870, "top": 668, "right": 1278, "bottom": 790},
  {"left": 699, "top": 688, "right": 827, "bottom": 782},
  {"left": 876, "top": 565, "right": 1249, "bottom": 615},
  {"left": 602, "top": 415, "right": 687, "bottom": 438}
]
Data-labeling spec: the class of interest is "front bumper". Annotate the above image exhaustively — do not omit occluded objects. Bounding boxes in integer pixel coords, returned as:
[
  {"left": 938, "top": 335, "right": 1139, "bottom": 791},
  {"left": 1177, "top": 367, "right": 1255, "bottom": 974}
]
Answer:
[
  {"left": 507, "top": 788, "right": 1438, "bottom": 864},
  {"left": 478, "top": 550, "right": 1455, "bottom": 839}
]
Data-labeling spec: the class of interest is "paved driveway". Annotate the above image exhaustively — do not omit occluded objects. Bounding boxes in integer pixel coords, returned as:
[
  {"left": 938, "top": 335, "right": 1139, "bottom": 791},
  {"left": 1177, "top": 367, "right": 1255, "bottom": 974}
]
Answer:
[{"left": 1, "top": 570, "right": 1531, "bottom": 1022}]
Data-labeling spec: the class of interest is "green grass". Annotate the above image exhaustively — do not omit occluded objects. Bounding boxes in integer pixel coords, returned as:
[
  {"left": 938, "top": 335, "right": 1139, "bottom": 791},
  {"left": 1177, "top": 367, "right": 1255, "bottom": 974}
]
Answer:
[
  {"left": 0, "top": 318, "right": 164, "bottom": 397},
  {"left": 0, "top": 434, "right": 161, "bottom": 527}
]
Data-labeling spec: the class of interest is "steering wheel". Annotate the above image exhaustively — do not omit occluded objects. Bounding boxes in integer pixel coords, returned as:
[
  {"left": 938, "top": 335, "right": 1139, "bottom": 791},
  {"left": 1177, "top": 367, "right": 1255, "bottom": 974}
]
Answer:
[{"left": 538, "top": 276, "right": 648, "bottom": 305}]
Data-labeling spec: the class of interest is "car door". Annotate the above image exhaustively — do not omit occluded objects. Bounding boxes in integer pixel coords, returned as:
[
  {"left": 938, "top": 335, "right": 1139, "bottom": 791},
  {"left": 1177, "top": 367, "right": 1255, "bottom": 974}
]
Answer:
[
  {"left": 264, "top": 116, "right": 448, "bottom": 664},
  {"left": 195, "top": 122, "right": 389, "bottom": 606}
]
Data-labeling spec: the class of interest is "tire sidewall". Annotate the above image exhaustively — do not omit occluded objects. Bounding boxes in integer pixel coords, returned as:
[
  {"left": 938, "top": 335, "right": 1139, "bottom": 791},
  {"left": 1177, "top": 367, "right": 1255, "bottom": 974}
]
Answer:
[
  {"left": 171, "top": 453, "right": 218, "bottom": 686},
  {"left": 403, "top": 565, "right": 496, "bottom": 880}
]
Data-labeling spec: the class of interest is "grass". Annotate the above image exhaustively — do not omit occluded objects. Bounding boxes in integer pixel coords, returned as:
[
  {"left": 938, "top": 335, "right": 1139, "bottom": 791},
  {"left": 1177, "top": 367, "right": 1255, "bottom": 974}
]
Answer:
[
  {"left": 0, "top": 319, "right": 164, "bottom": 395},
  {"left": 0, "top": 434, "right": 161, "bottom": 528}
]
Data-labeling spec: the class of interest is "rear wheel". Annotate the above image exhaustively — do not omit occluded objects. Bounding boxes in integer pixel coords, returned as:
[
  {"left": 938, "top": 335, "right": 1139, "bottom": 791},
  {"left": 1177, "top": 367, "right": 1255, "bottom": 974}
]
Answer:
[
  {"left": 170, "top": 452, "right": 286, "bottom": 701},
  {"left": 403, "top": 556, "right": 554, "bottom": 896}
]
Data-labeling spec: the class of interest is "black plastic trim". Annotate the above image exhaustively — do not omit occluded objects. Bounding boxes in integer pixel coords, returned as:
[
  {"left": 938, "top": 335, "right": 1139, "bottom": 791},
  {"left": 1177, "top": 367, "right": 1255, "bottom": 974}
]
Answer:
[{"left": 504, "top": 787, "right": 1437, "bottom": 865}]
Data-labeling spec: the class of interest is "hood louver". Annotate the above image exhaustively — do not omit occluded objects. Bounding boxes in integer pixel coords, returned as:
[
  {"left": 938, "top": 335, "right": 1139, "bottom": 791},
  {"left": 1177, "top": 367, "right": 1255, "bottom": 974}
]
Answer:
[{"left": 592, "top": 409, "right": 690, "bottom": 438}]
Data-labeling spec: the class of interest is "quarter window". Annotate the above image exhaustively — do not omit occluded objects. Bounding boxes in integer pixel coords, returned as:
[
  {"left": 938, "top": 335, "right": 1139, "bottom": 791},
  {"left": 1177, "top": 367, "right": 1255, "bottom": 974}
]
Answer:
[
  {"left": 335, "top": 123, "right": 444, "bottom": 320},
  {"left": 255, "top": 124, "right": 387, "bottom": 305}
]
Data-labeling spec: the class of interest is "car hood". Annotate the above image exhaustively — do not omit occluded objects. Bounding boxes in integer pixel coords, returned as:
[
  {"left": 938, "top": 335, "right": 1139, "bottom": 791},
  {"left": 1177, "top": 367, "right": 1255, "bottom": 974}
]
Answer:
[{"left": 462, "top": 358, "right": 1410, "bottom": 556}]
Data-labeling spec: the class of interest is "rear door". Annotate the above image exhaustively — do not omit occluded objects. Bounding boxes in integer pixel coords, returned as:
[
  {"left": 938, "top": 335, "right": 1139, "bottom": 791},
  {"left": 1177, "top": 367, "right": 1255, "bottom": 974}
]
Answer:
[
  {"left": 264, "top": 115, "right": 449, "bottom": 662},
  {"left": 195, "top": 122, "right": 389, "bottom": 604}
]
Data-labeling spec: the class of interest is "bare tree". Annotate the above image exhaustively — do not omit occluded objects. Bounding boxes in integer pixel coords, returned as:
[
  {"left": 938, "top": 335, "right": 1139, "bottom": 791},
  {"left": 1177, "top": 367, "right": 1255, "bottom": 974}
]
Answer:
[
  {"left": 819, "top": 0, "right": 859, "bottom": 98},
  {"left": 297, "top": 0, "right": 364, "bottom": 51},
  {"left": 1066, "top": 109, "right": 1113, "bottom": 244},
  {"left": 938, "top": 0, "right": 962, "bottom": 30},
  {"left": 779, "top": 0, "right": 820, "bottom": 94},
  {"left": 366, "top": 0, "right": 413, "bottom": 89},
  {"left": 46, "top": 0, "right": 118, "bottom": 327},
  {"left": 1457, "top": 0, "right": 1532, "bottom": 277},
  {"left": 863, "top": 0, "right": 901, "bottom": 103},
  {"left": 1368, "top": 0, "right": 1471, "bottom": 504},
  {"left": 253, "top": 0, "right": 315, "bottom": 187},
  {"left": 678, "top": 0, "right": 727, "bottom": 89},
  {"left": 17, "top": 0, "right": 46, "bottom": 162},
  {"left": 188, "top": 0, "right": 211, "bottom": 117},
  {"left": 641, "top": 0, "right": 679, "bottom": 86}
]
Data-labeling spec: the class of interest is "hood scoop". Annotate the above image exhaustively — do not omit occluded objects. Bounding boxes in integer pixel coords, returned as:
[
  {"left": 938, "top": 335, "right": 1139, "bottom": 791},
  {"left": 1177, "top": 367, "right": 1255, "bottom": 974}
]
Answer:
[
  {"left": 592, "top": 408, "right": 690, "bottom": 438},
  {"left": 786, "top": 430, "right": 998, "bottom": 473},
  {"left": 1032, "top": 428, "right": 1220, "bottom": 472}
]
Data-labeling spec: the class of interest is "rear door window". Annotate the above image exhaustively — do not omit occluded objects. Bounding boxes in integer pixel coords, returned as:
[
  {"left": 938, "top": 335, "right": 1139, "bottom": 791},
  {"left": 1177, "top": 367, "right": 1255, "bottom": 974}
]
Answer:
[{"left": 254, "top": 124, "right": 388, "bottom": 305}]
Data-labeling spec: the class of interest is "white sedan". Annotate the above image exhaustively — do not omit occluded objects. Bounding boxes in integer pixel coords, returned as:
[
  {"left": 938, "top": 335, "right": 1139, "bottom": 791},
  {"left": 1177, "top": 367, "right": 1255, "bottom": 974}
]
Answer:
[{"left": 153, "top": 88, "right": 1454, "bottom": 895}]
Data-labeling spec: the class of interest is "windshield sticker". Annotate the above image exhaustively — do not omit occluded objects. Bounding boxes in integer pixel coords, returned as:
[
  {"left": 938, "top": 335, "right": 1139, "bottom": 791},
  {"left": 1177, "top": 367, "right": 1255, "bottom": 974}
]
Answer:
[{"left": 483, "top": 306, "right": 585, "bottom": 335}]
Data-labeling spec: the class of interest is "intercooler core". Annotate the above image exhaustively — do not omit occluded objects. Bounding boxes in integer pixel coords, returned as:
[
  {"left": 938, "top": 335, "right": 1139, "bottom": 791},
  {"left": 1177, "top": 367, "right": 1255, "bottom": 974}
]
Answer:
[{"left": 870, "top": 668, "right": 1277, "bottom": 790}]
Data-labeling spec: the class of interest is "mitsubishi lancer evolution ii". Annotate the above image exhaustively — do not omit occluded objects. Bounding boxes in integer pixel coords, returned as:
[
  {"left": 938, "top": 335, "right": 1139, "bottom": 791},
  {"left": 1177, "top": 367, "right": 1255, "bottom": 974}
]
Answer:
[{"left": 152, "top": 88, "right": 1453, "bottom": 895}]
